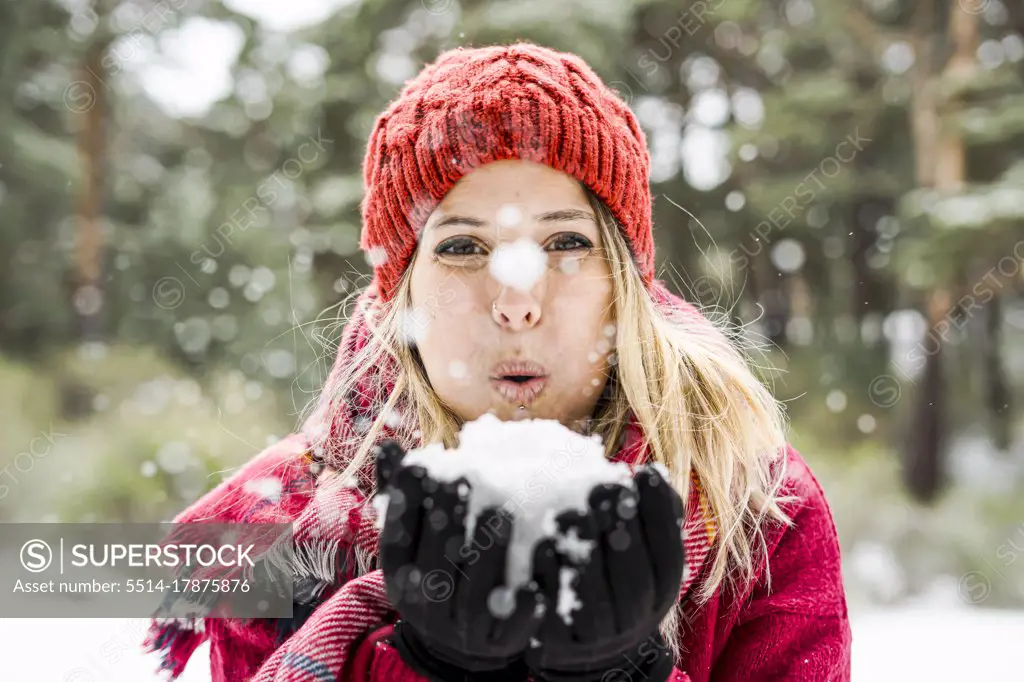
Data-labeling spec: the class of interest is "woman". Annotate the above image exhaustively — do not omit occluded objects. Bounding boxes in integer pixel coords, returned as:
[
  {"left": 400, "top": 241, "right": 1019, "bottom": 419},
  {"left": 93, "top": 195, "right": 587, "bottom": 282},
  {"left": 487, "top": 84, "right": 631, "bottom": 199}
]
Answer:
[{"left": 144, "top": 42, "right": 851, "bottom": 681}]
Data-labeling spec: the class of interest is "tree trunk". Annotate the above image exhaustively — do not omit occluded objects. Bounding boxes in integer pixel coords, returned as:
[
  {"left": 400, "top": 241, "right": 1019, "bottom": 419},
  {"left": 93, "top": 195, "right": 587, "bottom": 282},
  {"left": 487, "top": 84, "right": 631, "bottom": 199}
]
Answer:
[{"left": 75, "top": 35, "right": 107, "bottom": 342}]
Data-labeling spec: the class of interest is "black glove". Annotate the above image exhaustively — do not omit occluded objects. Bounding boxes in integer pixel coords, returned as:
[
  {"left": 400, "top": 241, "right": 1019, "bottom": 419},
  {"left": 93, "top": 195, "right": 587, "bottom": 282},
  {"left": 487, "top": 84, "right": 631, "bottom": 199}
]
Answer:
[
  {"left": 375, "top": 439, "right": 549, "bottom": 682},
  {"left": 525, "top": 465, "right": 685, "bottom": 682}
]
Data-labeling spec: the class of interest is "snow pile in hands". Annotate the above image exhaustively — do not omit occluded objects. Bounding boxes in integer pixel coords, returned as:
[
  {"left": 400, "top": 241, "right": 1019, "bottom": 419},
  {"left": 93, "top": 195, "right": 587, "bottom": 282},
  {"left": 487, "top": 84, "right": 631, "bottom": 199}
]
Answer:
[{"left": 401, "top": 413, "right": 634, "bottom": 598}]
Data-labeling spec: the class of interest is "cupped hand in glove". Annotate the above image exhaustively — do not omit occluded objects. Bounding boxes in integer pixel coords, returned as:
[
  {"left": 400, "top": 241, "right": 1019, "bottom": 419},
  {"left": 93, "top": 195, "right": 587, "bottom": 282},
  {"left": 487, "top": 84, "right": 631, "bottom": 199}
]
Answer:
[
  {"left": 374, "top": 438, "right": 550, "bottom": 682},
  {"left": 525, "top": 465, "right": 686, "bottom": 682}
]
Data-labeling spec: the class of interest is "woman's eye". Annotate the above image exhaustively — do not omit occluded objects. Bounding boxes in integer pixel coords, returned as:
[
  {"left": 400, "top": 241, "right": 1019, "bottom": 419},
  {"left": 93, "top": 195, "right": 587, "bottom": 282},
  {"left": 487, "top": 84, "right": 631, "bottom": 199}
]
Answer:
[
  {"left": 435, "top": 237, "right": 486, "bottom": 257},
  {"left": 548, "top": 234, "right": 593, "bottom": 251}
]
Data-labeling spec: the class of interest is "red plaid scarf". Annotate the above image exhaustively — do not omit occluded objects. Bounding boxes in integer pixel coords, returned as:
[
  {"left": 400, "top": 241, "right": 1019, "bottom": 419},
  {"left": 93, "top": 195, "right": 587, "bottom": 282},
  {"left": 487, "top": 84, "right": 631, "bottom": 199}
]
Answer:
[{"left": 143, "top": 281, "right": 718, "bottom": 681}]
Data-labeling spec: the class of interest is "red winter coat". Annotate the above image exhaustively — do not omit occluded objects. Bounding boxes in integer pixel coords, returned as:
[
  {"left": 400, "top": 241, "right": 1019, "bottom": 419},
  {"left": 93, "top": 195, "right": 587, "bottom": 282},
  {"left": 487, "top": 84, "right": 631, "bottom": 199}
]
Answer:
[{"left": 350, "top": 444, "right": 852, "bottom": 681}]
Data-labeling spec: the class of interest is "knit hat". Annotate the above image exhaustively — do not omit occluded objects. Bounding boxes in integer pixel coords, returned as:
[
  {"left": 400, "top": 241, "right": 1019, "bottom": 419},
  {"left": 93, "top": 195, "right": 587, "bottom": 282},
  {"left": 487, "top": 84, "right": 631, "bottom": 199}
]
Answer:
[{"left": 359, "top": 41, "right": 655, "bottom": 303}]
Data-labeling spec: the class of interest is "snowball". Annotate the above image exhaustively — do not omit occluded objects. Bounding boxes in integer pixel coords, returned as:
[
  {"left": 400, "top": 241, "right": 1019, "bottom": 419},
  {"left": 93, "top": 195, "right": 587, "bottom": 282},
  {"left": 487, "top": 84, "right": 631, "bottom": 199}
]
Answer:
[
  {"left": 401, "top": 413, "right": 633, "bottom": 591},
  {"left": 489, "top": 238, "right": 547, "bottom": 292}
]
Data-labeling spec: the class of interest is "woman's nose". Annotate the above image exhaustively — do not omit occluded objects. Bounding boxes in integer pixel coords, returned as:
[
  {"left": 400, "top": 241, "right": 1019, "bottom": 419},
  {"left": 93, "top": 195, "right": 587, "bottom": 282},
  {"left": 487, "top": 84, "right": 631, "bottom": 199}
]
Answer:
[{"left": 491, "top": 294, "right": 542, "bottom": 331}]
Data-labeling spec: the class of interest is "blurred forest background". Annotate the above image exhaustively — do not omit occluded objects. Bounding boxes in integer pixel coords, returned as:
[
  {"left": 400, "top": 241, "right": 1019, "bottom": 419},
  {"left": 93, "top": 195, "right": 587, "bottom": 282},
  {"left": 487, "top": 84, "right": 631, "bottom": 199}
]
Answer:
[{"left": 1, "top": 0, "right": 1023, "bottom": 618}]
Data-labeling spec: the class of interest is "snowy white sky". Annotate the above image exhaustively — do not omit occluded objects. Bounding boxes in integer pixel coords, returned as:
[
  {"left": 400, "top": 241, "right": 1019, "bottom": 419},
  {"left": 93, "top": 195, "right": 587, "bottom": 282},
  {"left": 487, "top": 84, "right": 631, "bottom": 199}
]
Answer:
[
  {"left": 118, "top": 0, "right": 726, "bottom": 190},
  {"left": 120, "top": 0, "right": 355, "bottom": 117}
]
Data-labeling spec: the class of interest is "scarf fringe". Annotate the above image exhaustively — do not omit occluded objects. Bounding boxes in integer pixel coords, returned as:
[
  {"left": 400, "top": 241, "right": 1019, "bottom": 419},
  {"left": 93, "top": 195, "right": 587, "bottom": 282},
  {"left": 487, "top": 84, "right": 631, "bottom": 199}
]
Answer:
[
  {"left": 143, "top": 618, "right": 206, "bottom": 680},
  {"left": 261, "top": 535, "right": 345, "bottom": 601}
]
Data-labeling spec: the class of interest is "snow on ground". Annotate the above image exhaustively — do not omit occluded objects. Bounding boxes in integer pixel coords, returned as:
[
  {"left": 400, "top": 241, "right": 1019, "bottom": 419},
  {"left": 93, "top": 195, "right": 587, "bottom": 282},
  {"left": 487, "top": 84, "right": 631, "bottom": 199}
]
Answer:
[
  {"left": 0, "top": 617, "right": 210, "bottom": 681},
  {"left": 850, "top": 607, "right": 1020, "bottom": 679},
  {"left": 1, "top": 607, "right": 1021, "bottom": 680}
]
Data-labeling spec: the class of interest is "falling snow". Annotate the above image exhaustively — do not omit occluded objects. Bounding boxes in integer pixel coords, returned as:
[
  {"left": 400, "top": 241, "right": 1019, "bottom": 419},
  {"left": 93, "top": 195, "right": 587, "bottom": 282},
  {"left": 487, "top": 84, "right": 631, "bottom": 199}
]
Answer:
[
  {"left": 365, "top": 246, "right": 388, "bottom": 267},
  {"left": 826, "top": 389, "right": 848, "bottom": 413},
  {"left": 495, "top": 204, "right": 523, "bottom": 228},
  {"left": 155, "top": 441, "right": 194, "bottom": 475},
  {"left": 558, "top": 257, "right": 581, "bottom": 275},
  {"left": 771, "top": 239, "right": 806, "bottom": 273},
  {"left": 448, "top": 360, "right": 468, "bottom": 379},
  {"left": 243, "top": 476, "right": 283, "bottom": 503},
  {"left": 372, "top": 492, "right": 390, "bottom": 531},
  {"left": 486, "top": 585, "right": 517, "bottom": 619},
  {"left": 489, "top": 238, "right": 547, "bottom": 292},
  {"left": 398, "top": 306, "right": 431, "bottom": 346},
  {"left": 381, "top": 408, "right": 403, "bottom": 429}
]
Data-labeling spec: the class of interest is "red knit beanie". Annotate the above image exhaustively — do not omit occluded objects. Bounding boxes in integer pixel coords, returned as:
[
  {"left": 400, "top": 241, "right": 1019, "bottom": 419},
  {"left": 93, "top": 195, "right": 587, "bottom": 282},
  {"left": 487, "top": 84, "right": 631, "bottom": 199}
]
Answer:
[{"left": 359, "top": 41, "right": 656, "bottom": 303}]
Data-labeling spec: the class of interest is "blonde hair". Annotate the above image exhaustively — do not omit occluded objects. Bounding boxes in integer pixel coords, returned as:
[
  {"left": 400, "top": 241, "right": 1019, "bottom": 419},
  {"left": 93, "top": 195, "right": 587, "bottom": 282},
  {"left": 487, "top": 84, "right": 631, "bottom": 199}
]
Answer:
[{"left": 305, "top": 188, "right": 795, "bottom": 660}]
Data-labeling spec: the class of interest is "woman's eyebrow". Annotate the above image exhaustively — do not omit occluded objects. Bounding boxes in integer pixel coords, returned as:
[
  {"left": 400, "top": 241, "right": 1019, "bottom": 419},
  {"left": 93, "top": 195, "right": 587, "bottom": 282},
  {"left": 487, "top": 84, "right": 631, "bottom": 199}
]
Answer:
[
  {"left": 430, "top": 215, "right": 488, "bottom": 231},
  {"left": 536, "top": 208, "right": 597, "bottom": 224},
  {"left": 430, "top": 208, "right": 596, "bottom": 231}
]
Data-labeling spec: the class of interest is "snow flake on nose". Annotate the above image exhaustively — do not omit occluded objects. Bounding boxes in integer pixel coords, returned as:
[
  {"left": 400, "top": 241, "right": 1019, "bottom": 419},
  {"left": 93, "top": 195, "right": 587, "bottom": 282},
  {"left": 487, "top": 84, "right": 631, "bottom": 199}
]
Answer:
[
  {"left": 490, "top": 238, "right": 547, "bottom": 292},
  {"left": 243, "top": 477, "right": 283, "bottom": 503}
]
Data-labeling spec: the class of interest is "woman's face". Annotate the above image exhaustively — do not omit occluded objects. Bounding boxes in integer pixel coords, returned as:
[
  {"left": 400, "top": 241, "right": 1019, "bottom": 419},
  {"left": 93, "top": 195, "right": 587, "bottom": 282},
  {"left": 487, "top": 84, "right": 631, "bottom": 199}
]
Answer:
[{"left": 408, "top": 159, "right": 616, "bottom": 430}]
